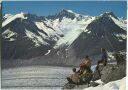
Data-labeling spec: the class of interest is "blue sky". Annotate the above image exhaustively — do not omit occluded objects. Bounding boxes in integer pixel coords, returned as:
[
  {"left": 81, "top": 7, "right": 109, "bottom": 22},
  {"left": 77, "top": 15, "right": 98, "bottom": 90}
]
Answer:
[{"left": 2, "top": 1, "right": 127, "bottom": 18}]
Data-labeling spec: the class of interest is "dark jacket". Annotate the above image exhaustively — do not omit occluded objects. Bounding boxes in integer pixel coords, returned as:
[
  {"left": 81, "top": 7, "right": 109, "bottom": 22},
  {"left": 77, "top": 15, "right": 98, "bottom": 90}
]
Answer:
[{"left": 102, "top": 51, "right": 108, "bottom": 60}]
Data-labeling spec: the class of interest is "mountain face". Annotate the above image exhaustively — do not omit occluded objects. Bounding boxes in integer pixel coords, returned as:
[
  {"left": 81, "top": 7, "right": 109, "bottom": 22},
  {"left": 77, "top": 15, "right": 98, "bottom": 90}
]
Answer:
[{"left": 2, "top": 10, "right": 126, "bottom": 67}]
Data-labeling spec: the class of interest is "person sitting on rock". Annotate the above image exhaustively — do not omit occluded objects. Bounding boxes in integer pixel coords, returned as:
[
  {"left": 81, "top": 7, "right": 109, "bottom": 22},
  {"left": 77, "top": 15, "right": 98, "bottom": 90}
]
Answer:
[
  {"left": 79, "top": 55, "right": 92, "bottom": 74},
  {"left": 80, "top": 71, "right": 93, "bottom": 87},
  {"left": 78, "top": 55, "right": 93, "bottom": 85},
  {"left": 67, "top": 56, "right": 93, "bottom": 85},
  {"left": 97, "top": 48, "right": 108, "bottom": 66},
  {"left": 67, "top": 68, "right": 81, "bottom": 84},
  {"left": 96, "top": 48, "right": 108, "bottom": 77}
]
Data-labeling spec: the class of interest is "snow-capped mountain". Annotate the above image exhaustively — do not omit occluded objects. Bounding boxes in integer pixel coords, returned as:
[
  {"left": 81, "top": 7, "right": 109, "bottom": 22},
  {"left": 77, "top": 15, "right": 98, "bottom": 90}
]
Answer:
[{"left": 2, "top": 9, "right": 126, "bottom": 66}]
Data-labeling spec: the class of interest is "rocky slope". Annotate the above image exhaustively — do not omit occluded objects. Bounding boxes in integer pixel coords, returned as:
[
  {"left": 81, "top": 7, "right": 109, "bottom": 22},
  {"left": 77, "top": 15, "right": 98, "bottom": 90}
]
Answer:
[{"left": 63, "top": 52, "right": 126, "bottom": 89}]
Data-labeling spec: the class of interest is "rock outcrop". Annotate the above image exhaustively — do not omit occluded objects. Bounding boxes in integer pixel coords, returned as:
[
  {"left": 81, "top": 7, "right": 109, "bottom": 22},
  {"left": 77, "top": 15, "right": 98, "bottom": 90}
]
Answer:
[
  {"left": 101, "top": 64, "right": 126, "bottom": 83},
  {"left": 63, "top": 52, "right": 126, "bottom": 89}
]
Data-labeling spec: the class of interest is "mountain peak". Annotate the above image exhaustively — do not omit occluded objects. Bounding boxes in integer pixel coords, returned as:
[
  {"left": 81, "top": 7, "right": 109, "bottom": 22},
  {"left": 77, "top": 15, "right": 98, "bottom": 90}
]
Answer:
[
  {"left": 58, "top": 9, "right": 75, "bottom": 15},
  {"left": 101, "top": 11, "right": 118, "bottom": 19},
  {"left": 60, "top": 9, "right": 69, "bottom": 12},
  {"left": 54, "top": 9, "right": 76, "bottom": 20},
  {"left": 67, "top": 10, "right": 74, "bottom": 13},
  {"left": 60, "top": 9, "right": 74, "bottom": 14}
]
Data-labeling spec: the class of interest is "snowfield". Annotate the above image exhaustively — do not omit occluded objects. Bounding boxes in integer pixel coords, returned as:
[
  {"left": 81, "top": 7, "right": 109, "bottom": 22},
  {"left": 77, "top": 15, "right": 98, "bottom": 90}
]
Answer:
[
  {"left": 84, "top": 77, "right": 126, "bottom": 90},
  {"left": 2, "top": 12, "right": 27, "bottom": 27}
]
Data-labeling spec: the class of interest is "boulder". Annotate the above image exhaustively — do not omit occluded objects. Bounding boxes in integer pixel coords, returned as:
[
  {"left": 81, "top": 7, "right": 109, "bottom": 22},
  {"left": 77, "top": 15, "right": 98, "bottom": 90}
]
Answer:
[
  {"left": 90, "top": 81, "right": 100, "bottom": 87},
  {"left": 114, "top": 52, "right": 126, "bottom": 65},
  {"left": 62, "top": 83, "right": 76, "bottom": 89},
  {"left": 101, "top": 64, "right": 126, "bottom": 83},
  {"left": 92, "top": 65, "right": 104, "bottom": 81},
  {"left": 63, "top": 83, "right": 89, "bottom": 90},
  {"left": 63, "top": 81, "right": 100, "bottom": 90}
]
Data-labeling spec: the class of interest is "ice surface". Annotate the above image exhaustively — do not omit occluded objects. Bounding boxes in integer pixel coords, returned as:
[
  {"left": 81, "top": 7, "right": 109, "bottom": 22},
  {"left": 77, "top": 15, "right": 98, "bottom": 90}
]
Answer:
[
  {"left": 2, "top": 66, "right": 73, "bottom": 89},
  {"left": 2, "top": 65, "right": 124, "bottom": 90},
  {"left": 1, "top": 65, "right": 96, "bottom": 89}
]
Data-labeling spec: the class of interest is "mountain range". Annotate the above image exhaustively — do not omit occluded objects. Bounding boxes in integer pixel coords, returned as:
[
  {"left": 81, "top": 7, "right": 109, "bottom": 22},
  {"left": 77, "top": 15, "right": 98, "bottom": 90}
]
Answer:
[{"left": 2, "top": 9, "right": 127, "bottom": 67}]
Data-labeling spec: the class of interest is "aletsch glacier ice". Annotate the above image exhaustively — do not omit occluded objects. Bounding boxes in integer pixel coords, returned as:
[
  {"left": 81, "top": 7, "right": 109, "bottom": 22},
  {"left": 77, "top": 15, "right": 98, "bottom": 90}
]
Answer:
[
  {"left": 2, "top": 66, "right": 126, "bottom": 90},
  {"left": 2, "top": 66, "right": 72, "bottom": 89}
]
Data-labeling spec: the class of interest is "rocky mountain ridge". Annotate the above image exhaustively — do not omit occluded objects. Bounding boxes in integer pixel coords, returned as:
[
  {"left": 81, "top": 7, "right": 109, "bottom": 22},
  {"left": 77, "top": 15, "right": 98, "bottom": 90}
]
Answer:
[{"left": 2, "top": 9, "right": 126, "bottom": 67}]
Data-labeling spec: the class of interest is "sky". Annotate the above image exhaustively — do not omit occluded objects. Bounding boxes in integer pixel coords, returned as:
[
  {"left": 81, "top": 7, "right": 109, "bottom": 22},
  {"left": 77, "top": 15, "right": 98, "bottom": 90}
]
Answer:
[{"left": 2, "top": 1, "right": 127, "bottom": 18}]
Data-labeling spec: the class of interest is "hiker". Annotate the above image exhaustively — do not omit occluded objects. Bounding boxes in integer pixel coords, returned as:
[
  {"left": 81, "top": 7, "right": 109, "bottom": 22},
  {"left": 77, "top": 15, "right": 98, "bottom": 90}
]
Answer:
[
  {"left": 97, "top": 48, "right": 108, "bottom": 66},
  {"left": 67, "top": 68, "right": 81, "bottom": 84},
  {"left": 67, "top": 56, "right": 93, "bottom": 85},
  {"left": 78, "top": 55, "right": 93, "bottom": 85},
  {"left": 96, "top": 48, "right": 108, "bottom": 77},
  {"left": 79, "top": 55, "right": 92, "bottom": 74}
]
